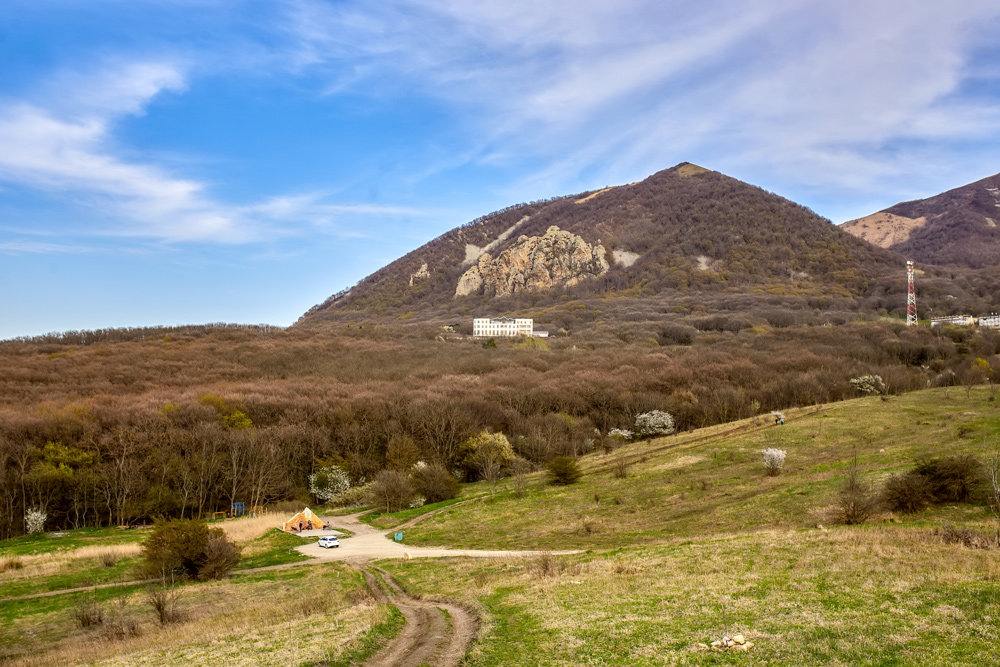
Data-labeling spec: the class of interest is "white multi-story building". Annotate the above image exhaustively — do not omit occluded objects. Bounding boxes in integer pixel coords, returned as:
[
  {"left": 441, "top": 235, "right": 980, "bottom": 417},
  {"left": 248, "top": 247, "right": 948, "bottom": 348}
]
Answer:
[
  {"left": 930, "top": 315, "right": 975, "bottom": 327},
  {"left": 473, "top": 317, "right": 533, "bottom": 337},
  {"left": 978, "top": 314, "right": 1000, "bottom": 329}
]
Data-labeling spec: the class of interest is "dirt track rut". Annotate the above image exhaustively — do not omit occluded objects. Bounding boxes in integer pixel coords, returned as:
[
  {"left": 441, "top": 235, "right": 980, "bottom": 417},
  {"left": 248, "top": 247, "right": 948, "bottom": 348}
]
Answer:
[{"left": 362, "top": 567, "right": 478, "bottom": 667}]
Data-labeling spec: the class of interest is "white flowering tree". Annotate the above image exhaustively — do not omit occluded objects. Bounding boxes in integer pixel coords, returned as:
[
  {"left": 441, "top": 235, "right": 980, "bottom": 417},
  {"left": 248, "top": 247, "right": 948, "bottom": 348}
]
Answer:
[
  {"left": 850, "top": 374, "right": 887, "bottom": 396},
  {"left": 608, "top": 428, "right": 633, "bottom": 442},
  {"left": 25, "top": 508, "right": 46, "bottom": 534},
  {"left": 309, "top": 465, "right": 351, "bottom": 503},
  {"left": 762, "top": 448, "right": 786, "bottom": 476},
  {"left": 634, "top": 410, "right": 676, "bottom": 437}
]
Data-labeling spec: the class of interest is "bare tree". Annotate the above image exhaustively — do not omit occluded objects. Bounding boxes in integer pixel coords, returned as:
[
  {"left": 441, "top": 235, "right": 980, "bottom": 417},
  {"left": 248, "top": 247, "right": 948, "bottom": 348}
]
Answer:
[{"left": 99, "top": 427, "right": 145, "bottom": 526}]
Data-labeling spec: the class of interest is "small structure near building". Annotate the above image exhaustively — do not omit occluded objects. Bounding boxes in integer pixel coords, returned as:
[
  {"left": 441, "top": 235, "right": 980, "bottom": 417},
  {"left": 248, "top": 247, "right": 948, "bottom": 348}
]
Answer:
[
  {"left": 473, "top": 317, "right": 547, "bottom": 338},
  {"left": 283, "top": 507, "right": 327, "bottom": 533}
]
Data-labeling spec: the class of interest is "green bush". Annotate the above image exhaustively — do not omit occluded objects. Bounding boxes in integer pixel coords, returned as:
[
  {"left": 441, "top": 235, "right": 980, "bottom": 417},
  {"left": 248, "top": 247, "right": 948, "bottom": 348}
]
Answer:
[
  {"left": 546, "top": 456, "right": 582, "bottom": 486},
  {"left": 142, "top": 519, "right": 240, "bottom": 580}
]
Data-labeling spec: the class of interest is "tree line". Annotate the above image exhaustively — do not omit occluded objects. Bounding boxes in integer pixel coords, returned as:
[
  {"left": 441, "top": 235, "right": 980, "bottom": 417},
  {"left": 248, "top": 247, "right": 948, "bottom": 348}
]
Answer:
[{"left": 1, "top": 321, "right": 997, "bottom": 538}]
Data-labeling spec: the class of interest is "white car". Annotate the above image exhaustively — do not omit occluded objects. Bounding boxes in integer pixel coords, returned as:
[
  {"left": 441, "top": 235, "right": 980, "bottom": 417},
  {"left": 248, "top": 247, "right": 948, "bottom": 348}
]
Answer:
[{"left": 318, "top": 536, "right": 340, "bottom": 549}]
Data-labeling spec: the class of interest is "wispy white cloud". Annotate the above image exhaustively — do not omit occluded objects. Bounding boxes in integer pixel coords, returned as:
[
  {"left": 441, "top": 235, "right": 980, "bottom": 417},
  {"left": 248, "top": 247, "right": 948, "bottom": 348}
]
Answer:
[
  {"left": 0, "top": 58, "right": 434, "bottom": 247},
  {"left": 277, "top": 0, "right": 1000, "bottom": 211},
  {"left": 0, "top": 240, "right": 97, "bottom": 254}
]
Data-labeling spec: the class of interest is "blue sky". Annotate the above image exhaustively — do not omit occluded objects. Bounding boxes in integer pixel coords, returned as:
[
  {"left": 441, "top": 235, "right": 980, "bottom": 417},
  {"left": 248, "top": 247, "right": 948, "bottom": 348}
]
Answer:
[{"left": 2, "top": 1, "right": 1000, "bottom": 339}]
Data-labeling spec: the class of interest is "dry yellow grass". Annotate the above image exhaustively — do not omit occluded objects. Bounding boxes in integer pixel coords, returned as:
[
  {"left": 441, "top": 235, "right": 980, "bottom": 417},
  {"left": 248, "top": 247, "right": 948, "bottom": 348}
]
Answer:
[
  {"left": 217, "top": 514, "right": 286, "bottom": 543},
  {"left": 574, "top": 186, "right": 613, "bottom": 204},
  {"left": 0, "top": 544, "right": 141, "bottom": 584},
  {"left": 10, "top": 564, "right": 375, "bottom": 666}
]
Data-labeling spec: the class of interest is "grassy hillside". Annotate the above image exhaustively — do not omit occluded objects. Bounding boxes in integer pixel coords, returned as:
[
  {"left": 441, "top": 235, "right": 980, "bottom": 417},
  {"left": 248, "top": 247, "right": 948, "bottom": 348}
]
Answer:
[
  {"left": 371, "top": 387, "right": 1000, "bottom": 665},
  {"left": 390, "top": 388, "right": 999, "bottom": 550},
  {"left": 3, "top": 388, "right": 999, "bottom": 665}
]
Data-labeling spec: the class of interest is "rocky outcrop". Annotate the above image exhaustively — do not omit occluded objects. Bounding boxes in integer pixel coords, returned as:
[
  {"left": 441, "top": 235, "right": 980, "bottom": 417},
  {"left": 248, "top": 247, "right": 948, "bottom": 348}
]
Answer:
[
  {"left": 455, "top": 226, "right": 609, "bottom": 297},
  {"left": 408, "top": 262, "right": 429, "bottom": 286}
]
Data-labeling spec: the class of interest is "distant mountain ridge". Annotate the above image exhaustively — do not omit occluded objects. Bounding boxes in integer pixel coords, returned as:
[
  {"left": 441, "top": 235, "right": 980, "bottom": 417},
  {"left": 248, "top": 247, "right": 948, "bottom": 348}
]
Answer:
[
  {"left": 298, "top": 163, "right": 905, "bottom": 327},
  {"left": 842, "top": 172, "right": 1000, "bottom": 269}
]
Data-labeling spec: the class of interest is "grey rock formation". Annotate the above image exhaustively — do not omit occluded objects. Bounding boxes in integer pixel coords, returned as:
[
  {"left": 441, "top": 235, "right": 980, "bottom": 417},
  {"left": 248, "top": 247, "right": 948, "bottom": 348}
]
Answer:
[{"left": 455, "top": 226, "right": 608, "bottom": 297}]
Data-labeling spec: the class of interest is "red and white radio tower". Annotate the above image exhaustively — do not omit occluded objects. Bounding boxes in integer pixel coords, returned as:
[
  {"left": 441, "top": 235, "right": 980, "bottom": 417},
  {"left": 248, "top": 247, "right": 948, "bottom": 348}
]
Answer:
[{"left": 906, "top": 260, "right": 917, "bottom": 326}]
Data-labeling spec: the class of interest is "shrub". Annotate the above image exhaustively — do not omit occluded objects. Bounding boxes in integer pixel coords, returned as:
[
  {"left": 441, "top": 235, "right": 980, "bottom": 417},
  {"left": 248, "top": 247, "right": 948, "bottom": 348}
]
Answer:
[
  {"left": 142, "top": 519, "right": 239, "bottom": 580},
  {"left": 198, "top": 529, "right": 240, "bottom": 580},
  {"left": 412, "top": 462, "right": 460, "bottom": 503},
  {"left": 460, "top": 431, "right": 515, "bottom": 482},
  {"left": 309, "top": 465, "right": 351, "bottom": 503},
  {"left": 222, "top": 410, "right": 253, "bottom": 429},
  {"left": 100, "top": 551, "right": 118, "bottom": 568},
  {"left": 73, "top": 598, "right": 105, "bottom": 628},
  {"left": 24, "top": 508, "right": 46, "bottom": 534},
  {"left": 913, "top": 455, "right": 985, "bottom": 503},
  {"left": 761, "top": 448, "right": 786, "bottom": 476},
  {"left": 0, "top": 557, "right": 24, "bottom": 572},
  {"left": 937, "top": 524, "right": 1000, "bottom": 549},
  {"left": 882, "top": 472, "right": 934, "bottom": 513},
  {"left": 367, "top": 470, "right": 415, "bottom": 513},
  {"left": 612, "top": 453, "right": 630, "bottom": 479},
  {"left": 510, "top": 457, "right": 533, "bottom": 498},
  {"left": 608, "top": 428, "right": 633, "bottom": 442},
  {"left": 882, "top": 455, "right": 986, "bottom": 513},
  {"left": 531, "top": 552, "right": 565, "bottom": 578},
  {"left": 546, "top": 456, "right": 582, "bottom": 485},
  {"left": 143, "top": 520, "right": 208, "bottom": 579},
  {"left": 146, "top": 585, "right": 184, "bottom": 625},
  {"left": 850, "top": 374, "right": 887, "bottom": 396},
  {"left": 657, "top": 324, "right": 696, "bottom": 346},
  {"left": 102, "top": 606, "right": 141, "bottom": 640},
  {"left": 330, "top": 482, "right": 373, "bottom": 508},
  {"left": 838, "top": 456, "right": 875, "bottom": 525},
  {"left": 634, "top": 410, "right": 675, "bottom": 437}
]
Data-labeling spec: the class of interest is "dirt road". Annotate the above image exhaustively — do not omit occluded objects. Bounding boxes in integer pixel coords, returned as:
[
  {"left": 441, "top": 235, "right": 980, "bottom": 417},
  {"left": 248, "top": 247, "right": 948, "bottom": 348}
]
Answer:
[
  {"left": 303, "top": 509, "right": 577, "bottom": 666},
  {"left": 296, "top": 510, "right": 572, "bottom": 564},
  {"left": 361, "top": 567, "right": 478, "bottom": 667}
]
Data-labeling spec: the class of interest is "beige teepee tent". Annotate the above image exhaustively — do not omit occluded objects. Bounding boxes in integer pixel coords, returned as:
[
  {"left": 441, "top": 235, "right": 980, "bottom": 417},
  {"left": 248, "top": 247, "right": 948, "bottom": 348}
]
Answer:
[{"left": 283, "top": 507, "right": 326, "bottom": 532}]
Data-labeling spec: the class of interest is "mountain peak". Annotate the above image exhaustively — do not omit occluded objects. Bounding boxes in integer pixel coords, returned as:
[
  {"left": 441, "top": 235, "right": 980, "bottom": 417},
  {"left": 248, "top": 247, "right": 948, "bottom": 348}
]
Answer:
[{"left": 298, "top": 165, "right": 896, "bottom": 327}]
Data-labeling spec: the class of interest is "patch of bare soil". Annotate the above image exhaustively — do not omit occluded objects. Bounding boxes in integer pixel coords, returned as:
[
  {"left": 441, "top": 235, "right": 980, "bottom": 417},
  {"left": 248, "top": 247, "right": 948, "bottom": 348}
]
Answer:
[{"left": 841, "top": 212, "right": 927, "bottom": 248}]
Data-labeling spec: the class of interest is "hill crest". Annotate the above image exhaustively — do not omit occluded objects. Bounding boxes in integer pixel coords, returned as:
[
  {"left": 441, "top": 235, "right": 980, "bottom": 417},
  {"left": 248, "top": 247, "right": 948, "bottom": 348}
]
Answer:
[
  {"left": 842, "top": 171, "right": 1000, "bottom": 268},
  {"left": 298, "top": 163, "right": 900, "bottom": 327}
]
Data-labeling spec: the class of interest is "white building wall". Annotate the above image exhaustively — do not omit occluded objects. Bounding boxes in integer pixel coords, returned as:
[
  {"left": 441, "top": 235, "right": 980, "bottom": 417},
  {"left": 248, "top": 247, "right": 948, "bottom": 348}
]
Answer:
[
  {"left": 473, "top": 317, "right": 534, "bottom": 337},
  {"left": 931, "top": 315, "right": 975, "bottom": 327}
]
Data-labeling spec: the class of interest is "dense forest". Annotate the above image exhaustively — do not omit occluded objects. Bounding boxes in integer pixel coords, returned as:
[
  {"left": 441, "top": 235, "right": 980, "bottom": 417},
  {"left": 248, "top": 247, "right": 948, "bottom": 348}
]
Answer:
[{"left": 3, "top": 319, "right": 998, "bottom": 539}]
